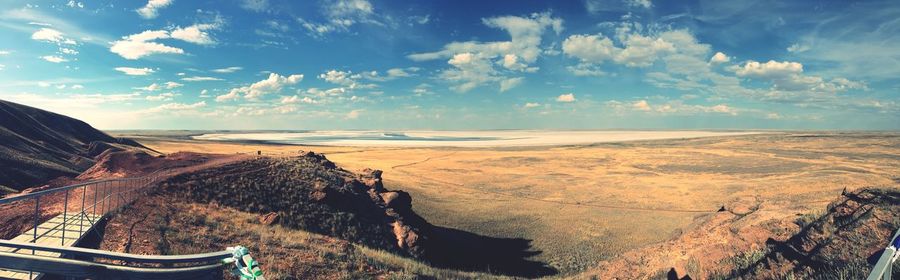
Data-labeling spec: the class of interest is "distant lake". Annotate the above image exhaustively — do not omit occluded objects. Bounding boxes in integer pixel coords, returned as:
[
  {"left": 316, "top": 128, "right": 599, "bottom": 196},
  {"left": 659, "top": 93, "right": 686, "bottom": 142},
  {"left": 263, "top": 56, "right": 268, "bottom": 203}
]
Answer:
[{"left": 192, "top": 130, "right": 764, "bottom": 147}]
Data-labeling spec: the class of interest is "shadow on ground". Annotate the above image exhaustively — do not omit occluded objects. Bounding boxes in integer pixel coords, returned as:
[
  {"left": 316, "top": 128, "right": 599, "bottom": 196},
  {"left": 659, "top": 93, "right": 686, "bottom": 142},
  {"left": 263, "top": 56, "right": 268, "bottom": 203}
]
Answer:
[{"left": 425, "top": 226, "right": 558, "bottom": 278}]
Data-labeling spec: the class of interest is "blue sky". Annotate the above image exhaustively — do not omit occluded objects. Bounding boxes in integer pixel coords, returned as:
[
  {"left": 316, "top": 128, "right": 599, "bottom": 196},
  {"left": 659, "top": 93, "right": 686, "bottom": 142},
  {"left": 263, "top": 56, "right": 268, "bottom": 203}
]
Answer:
[{"left": 0, "top": 0, "right": 897, "bottom": 130}]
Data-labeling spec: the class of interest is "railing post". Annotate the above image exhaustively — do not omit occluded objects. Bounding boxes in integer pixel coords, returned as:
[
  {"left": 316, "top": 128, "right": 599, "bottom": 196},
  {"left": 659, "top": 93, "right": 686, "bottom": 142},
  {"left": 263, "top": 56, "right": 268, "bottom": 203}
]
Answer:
[
  {"left": 30, "top": 195, "right": 40, "bottom": 280},
  {"left": 92, "top": 182, "right": 98, "bottom": 219},
  {"left": 100, "top": 181, "right": 107, "bottom": 215},
  {"left": 62, "top": 189, "right": 68, "bottom": 246},
  {"left": 80, "top": 185, "right": 86, "bottom": 235}
]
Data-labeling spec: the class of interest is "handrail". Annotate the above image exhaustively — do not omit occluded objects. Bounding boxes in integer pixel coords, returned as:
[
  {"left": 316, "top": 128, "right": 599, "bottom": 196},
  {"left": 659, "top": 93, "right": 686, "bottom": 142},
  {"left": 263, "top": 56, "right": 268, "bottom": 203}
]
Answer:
[
  {"left": 0, "top": 168, "right": 267, "bottom": 279},
  {"left": 867, "top": 227, "right": 900, "bottom": 280},
  {"left": 0, "top": 240, "right": 231, "bottom": 265},
  {"left": 0, "top": 169, "right": 165, "bottom": 204},
  {"left": 0, "top": 251, "right": 226, "bottom": 280}
]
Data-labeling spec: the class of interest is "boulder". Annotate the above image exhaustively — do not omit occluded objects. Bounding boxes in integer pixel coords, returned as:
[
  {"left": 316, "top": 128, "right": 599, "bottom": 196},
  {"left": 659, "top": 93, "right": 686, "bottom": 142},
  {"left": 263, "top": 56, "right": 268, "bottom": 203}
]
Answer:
[{"left": 259, "top": 212, "right": 280, "bottom": 225}]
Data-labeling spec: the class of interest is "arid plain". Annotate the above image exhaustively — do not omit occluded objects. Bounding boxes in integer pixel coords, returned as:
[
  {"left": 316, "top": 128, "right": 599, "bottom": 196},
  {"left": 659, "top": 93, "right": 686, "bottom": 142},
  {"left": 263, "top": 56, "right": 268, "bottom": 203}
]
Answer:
[{"left": 113, "top": 131, "right": 900, "bottom": 276}]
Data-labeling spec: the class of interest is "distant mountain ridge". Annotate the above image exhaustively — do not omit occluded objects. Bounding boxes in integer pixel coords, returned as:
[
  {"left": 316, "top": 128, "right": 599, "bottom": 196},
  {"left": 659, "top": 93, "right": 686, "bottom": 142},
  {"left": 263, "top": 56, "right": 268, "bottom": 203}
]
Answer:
[{"left": 0, "top": 99, "right": 148, "bottom": 192}]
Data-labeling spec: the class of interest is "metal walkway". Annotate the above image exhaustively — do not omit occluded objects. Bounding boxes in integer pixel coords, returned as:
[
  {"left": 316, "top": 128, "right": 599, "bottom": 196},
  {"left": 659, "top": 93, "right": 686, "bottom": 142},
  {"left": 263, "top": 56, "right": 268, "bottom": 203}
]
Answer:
[
  {"left": 0, "top": 171, "right": 256, "bottom": 280},
  {"left": 0, "top": 213, "right": 101, "bottom": 279}
]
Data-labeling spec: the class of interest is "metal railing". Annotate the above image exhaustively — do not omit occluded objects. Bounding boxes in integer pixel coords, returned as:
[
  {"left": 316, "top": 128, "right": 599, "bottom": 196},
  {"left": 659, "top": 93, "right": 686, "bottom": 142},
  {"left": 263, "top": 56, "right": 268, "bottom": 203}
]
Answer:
[
  {"left": 868, "top": 228, "right": 900, "bottom": 280},
  {"left": 0, "top": 170, "right": 267, "bottom": 280},
  {"left": 0, "top": 240, "right": 231, "bottom": 279},
  {"left": 0, "top": 171, "right": 162, "bottom": 245}
]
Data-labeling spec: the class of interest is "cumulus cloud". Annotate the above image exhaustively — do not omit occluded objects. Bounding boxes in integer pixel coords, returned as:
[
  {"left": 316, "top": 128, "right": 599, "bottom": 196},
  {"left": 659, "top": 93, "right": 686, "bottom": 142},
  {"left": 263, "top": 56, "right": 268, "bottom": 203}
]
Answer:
[
  {"left": 109, "top": 30, "right": 183, "bottom": 59},
  {"left": 281, "top": 95, "right": 317, "bottom": 104},
  {"left": 171, "top": 24, "right": 218, "bottom": 45},
  {"left": 733, "top": 60, "right": 866, "bottom": 93},
  {"left": 556, "top": 93, "right": 576, "bottom": 102},
  {"left": 41, "top": 55, "right": 68, "bottom": 63},
  {"left": 733, "top": 60, "right": 803, "bottom": 78},
  {"left": 562, "top": 29, "right": 676, "bottom": 67},
  {"left": 110, "top": 20, "right": 221, "bottom": 59},
  {"left": 524, "top": 102, "right": 541, "bottom": 108},
  {"left": 217, "top": 73, "right": 303, "bottom": 101},
  {"left": 136, "top": 0, "right": 174, "bottom": 19},
  {"left": 409, "top": 12, "right": 562, "bottom": 92},
  {"left": 114, "top": 67, "right": 155, "bottom": 75},
  {"left": 319, "top": 69, "right": 377, "bottom": 90},
  {"left": 709, "top": 52, "right": 730, "bottom": 64}
]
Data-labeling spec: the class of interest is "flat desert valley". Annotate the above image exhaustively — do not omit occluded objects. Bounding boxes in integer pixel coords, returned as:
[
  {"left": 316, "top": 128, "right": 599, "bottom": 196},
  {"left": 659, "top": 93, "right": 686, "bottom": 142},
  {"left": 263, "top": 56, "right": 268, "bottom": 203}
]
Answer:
[{"left": 114, "top": 130, "right": 900, "bottom": 276}]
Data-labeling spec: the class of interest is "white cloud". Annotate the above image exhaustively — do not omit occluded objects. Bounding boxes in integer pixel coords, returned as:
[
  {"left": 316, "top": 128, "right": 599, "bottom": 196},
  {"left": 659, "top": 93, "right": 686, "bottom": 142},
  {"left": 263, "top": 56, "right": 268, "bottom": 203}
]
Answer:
[
  {"left": 733, "top": 60, "right": 803, "bottom": 78},
  {"left": 297, "top": 0, "right": 376, "bottom": 37},
  {"left": 409, "top": 12, "right": 562, "bottom": 92},
  {"left": 218, "top": 73, "right": 303, "bottom": 101},
  {"left": 240, "top": 0, "right": 269, "bottom": 12},
  {"left": 165, "top": 81, "right": 183, "bottom": 89},
  {"left": 136, "top": 0, "right": 174, "bottom": 19},
  {"left": 319, "top": 70, "right": 357, "bottom": 85},
  {"left": 281, "top": 95, "right": 317, "bottom": 104},
  {"left": 524, "top": 102, "right": 541, "bottom": 108},
  {"left": 346, "top": 109, "right": 363, "bottom": 119},
  {"left": 766, "top": 113, "right": 782, "bottom": 120},
  {"left": 626, "top": 0, "right": 652, "bottom": 8},
  {"left": 562, "top": 30, "right": 675, "bottom": 68},
  {"left": 171, "top": 22, "right": 221, "bottom": 45},
  {"left": 612, "top": 99, "right": 739, "bottom": 116},
  {"left": 41, "top": 55, "right": 68, "bottom": 63},
  {"left": 110, "top": 20, "right": 220, "bottom": 59},
  {"left": 786, "top": 43, "right": 810, "bottom": 53},
  {"left": 566, "top": 63, "right": 606, "bottom": 77},
  {"left": 137, "top": 83, "right": 162, "bottom": 91},
  {"left": 732, "top": 60, "right": 865, "bottom": 93},
  {"left": 0, "top": 64, "right": 5, "bottom": 71},
  {"left": 212, "top": 66, "right": 243, "bottom": 73},
  {"left": 141, "top": 101, "right": 206, "bottom": 114},
  {"left": 145, "top": 92, "right": 176, "bottom": 101},
  {"left": 0, "top": 50, "right": 9, "bottom": 55},
  {"left": 709, "top": 52, "right": 730, "bottom": 64},
  {"left": 114, "top": 67, "right": 155, "bottom": 76},
  {"left": 66, "top": 1, "right": 84, "bottom": 8},
  {"left": 182, "top": 76, "right": 223, "bottom": 82},
  {"left": 499, "top": 77, "right": 524, "bottom": 92},
  {"left": 31, "top": 28, "right": 76, "bottom": 45},
  {"left": 386, "top": 68, "right": 414, "bottom": 78},
  {"left": 71, "top": 84, "right": 84, "bottom": 89},
  {"left": 556, "top": 93, "right": 576, "bottom": 102},
  {"left": 60, "top": 48, "right": 78, "bottom": 55},
  {"left": 562, "top": 34, "right": 618, "bottom": 62},
  {"left": 110, "top": 30, "right": 183, "bottom": 60},
  {"left": 319, "top": 69, "right": 377, "bottom": 89},
  {"left": 633, "top": 100, "right": 651, "bottom": 111}
]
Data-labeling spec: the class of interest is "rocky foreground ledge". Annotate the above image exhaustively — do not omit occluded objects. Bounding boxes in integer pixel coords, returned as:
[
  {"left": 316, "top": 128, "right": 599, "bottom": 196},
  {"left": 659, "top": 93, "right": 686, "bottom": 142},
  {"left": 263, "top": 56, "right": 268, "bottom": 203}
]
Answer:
[{"left": 159, "top": 151, "right": 432, "bottom": 258}]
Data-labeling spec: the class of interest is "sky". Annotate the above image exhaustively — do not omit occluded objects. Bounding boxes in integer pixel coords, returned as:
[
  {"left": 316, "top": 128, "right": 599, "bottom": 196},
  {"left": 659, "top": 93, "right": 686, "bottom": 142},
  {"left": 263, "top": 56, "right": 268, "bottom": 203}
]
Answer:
[{"left": 0, "top": 0, "right": 897, "bottom": 130}]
